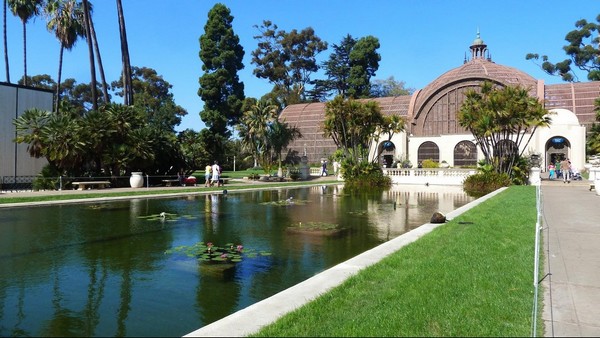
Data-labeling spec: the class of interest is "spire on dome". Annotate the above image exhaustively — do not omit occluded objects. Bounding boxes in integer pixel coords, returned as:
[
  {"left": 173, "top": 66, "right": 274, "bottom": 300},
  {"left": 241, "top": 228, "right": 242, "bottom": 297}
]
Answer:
[{"left": 470, "top": 29, "right": 488, "bottom": 60}]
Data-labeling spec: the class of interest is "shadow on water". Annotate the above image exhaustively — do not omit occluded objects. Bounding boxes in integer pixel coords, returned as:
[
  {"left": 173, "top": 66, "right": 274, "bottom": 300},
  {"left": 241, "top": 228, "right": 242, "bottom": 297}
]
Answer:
[{"left": 0, "top": 184, "right": 474, "bottom": 337}]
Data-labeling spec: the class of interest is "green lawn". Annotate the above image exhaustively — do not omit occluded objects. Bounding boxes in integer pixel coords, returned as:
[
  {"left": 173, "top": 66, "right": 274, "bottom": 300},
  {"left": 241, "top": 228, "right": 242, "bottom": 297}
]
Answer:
[{"left": 252, "top": 186, "right": 542, "bottom": 337}]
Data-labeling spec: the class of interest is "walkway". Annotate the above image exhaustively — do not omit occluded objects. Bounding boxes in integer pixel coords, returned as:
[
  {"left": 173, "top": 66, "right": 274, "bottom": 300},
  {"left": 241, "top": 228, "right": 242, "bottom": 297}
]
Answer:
[{"left": 541, "top": 177, "right": 600, "bottom": 336}]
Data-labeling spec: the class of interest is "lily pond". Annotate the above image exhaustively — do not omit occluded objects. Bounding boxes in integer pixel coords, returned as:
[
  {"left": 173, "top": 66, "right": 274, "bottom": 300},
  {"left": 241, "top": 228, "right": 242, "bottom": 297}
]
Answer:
[{"left": 0, "top": 184, "right": 474, "bottom": 337}]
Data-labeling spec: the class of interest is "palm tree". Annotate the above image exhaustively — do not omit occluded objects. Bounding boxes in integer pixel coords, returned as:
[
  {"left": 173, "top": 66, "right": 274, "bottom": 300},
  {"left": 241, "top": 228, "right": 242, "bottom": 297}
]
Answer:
[
  {"left": 268, "top": 119, "right": 301, "bottom": 177},
  {"left": 87, "top": 2, "right": 109, "bottom": 104},
  {"left": 44, "top": 0, "right": 85, "bottom": 113},
  {"left": 8, "top": 0, "right": 43, "bottom": 86},
  {"left": 80, "top": 0, "right": 97, "bottom": 110},
  {"left": 237, "top": 100, "right": 277, "bottom": 170},
  {"left": 116, "top": 0, "right": 133, "bottom": 105},
  {"left": 13, "top": 108, "right": 51, "bottom": 158},
  {"left": 3, "top": 0, "right": 10, "bottom": 83}
]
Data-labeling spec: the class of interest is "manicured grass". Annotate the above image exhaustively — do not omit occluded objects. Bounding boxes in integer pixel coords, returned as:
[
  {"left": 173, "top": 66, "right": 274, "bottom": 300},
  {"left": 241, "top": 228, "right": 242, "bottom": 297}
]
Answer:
[
  {"left": 252, "top": 186, "right": 541, "bottom": 337},
  {"left": 0, "top": 179, "right": 337, "bottom": 204}
]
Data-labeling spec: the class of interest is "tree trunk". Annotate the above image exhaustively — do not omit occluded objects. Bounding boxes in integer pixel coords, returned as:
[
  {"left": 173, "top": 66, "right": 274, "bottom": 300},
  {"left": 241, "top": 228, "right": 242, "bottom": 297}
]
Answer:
[
  {"left": 21, "top": 21, "right": 26, "bottom": 85},
  {"left": 55, "top": 44, "right": 64, "bottom": 113},
  {"left": 3, "top": 0, "right": 10, "bottom": 83},
  {"left": 82, "top": 0, "right": 98, "bottom": 111},
  {"left": 116, "top": 0, "right": 133, "bottom": 105},
  {"left": 89, "top": 14, "right": 109, "bottom": 104}
]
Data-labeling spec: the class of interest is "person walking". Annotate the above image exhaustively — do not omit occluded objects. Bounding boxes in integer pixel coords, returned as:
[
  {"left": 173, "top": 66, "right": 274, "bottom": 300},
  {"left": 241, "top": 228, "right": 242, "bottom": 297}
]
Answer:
[
  {"left": 319, "top": 160, "right": 327, "bottom": 176},
  {"left": 560, "top": 158, "right": 571, "bottom": 183},
  {"left": 204, "top": 163, "right": 212, "bottom": 187},
  {"left": 211, "top": 161, "right": 221, "bottom": 187}
]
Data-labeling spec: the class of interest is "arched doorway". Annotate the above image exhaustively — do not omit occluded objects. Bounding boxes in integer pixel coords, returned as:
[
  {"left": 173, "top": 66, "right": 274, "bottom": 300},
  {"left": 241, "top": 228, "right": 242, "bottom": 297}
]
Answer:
[
  {"left": 379, "top": 140, "right": 395, "bottom": 168},
  {"left": 546, "top": 136, "right": 570, "bottom": 167}
]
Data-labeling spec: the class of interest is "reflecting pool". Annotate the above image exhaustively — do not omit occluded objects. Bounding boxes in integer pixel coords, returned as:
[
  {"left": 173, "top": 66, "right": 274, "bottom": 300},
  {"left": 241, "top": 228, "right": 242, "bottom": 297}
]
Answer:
[{"left": 0, "top": 184, "right": 474, "bottom": 337}]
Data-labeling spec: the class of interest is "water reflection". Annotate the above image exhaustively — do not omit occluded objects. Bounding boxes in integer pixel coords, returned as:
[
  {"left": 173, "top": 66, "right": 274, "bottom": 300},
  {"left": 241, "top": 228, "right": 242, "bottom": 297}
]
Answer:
[{"left": 0, "top": 184, "right": 473, "bottom": 337}]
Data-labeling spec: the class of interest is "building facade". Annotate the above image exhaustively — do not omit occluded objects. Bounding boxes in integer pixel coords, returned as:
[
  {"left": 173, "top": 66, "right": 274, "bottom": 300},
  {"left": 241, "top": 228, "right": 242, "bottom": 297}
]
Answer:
[
  {"left": 280, "top": 33, "right": 599, "bottom": 172},
  {"left": 0, "top": 82, "right": 53, "bottom": 178}
]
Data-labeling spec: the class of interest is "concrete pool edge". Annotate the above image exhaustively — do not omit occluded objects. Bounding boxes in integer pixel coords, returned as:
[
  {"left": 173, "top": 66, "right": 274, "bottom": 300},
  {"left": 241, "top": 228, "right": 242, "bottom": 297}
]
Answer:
[{"left": 184, "top": 187, "right": 507, "bottom": 337}]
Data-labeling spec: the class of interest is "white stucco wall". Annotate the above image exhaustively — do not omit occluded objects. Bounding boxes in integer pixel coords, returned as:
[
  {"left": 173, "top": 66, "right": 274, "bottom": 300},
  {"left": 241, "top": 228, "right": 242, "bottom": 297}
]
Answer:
[{"left": 371, "top": 108, "right": 586, "bottom": 171}]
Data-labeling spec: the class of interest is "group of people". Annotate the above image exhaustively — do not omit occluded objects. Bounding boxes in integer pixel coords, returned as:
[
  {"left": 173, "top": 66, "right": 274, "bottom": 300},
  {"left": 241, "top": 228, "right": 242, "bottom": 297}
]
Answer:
[
  {"left": 204, "top": 161, "right": 223, "bottom": 187},
  {"left": 548, "top": 158, "right": 574, "bottom": 183}
]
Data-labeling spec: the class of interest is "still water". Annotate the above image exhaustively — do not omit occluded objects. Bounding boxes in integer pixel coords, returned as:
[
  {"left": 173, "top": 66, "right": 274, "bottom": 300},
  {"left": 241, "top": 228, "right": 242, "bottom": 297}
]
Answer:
[{"left": 0, "top": 184, "right": 473, "bottom": 337}]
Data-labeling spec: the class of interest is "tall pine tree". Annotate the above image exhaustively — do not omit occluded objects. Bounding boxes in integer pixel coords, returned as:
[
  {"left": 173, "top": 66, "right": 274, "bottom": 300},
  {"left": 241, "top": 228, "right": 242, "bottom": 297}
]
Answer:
[{"left": 198, "top": 3, "right": 245, "bottom": 162}]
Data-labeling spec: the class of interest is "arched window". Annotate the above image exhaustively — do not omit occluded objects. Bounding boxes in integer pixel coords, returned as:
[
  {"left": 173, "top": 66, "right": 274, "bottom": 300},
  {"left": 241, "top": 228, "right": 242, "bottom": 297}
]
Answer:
[
  {"left": 418, "top": 141, "right": 439, "bottom": 163},
  {"left": 453, "top": 141, "right": 477, "bottom": 166}
]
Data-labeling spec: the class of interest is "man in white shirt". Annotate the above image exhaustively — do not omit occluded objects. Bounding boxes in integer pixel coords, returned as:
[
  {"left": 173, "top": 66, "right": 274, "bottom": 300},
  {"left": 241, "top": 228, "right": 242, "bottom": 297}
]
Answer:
[{"left": 211, "top": 161, "right": 221, "bottom": 186}]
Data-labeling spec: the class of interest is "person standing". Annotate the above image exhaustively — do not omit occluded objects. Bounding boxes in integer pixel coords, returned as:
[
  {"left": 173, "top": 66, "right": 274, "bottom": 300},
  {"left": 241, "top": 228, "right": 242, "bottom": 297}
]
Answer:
[
  {"left": 321, "top": 160, "right": 328, "bottom": 176},
  {"left": 560, "top": 158, "right": 571, "bottom": 183},
  {"left": 204, "top": 163, "right": 212, "bottom": 187},
  {"left": 211, "top": 161, "right": 221, "bottom": 187}
]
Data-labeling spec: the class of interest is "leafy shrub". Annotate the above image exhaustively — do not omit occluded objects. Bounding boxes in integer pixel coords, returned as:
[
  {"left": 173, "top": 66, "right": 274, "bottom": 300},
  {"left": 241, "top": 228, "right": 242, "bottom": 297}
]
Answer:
[
  {"left": 341, "top": 160, "right": 391, "bottom": 189},
  {"left": 32, "top": 165, "right": 61, "bottom": 191},
  {"left": 463, "top": 171, "right": 512, "bottom": 197},
  {"left": 421, "top": 159, "right": 439, "bottom": 168}
]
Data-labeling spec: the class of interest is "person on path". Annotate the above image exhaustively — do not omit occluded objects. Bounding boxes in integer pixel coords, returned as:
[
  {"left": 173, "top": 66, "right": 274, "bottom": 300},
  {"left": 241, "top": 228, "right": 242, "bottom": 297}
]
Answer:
[
  {"left": 560, "top": 158, "right": 571, "bottom": 183},
  {"left": 548, "top": 163, "right": 555, "bottom": 180},
  {"left": 321, "top": 161, "right": 328, "bottom": 176},
  {"left": 204, "top": 164, "right": 212, "bottom": 187},
  {"left": 211, "top": 161, "right": 221, "bottom": 187}
]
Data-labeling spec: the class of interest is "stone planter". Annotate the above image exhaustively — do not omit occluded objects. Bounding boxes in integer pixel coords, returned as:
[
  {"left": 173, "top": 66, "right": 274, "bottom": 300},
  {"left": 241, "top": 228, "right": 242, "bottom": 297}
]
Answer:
[{"left": 130, "top": 172, "right": 144, "bottom": 188}]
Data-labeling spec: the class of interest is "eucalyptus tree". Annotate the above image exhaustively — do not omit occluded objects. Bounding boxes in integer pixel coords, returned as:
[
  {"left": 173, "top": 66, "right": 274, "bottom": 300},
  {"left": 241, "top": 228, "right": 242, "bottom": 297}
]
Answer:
[
  {"left": 347, "top": 35, "right": 380, "bottom": 98},
  {"left": 370, "top": 76, "right": 413, "bottom": 97},
  {"left": 458, "top": 82, "right": 551, "bottom": 177},
  {"left": 198, "top": 3, "right": 245, "bottom": 163},
  {"left": 526, "top": 13, "right": 600, "bottom": 156},
  {"left": 251, "top": 20, "right": 327, "bottom": 106},
  {"left": 313, "top": 34, "right": 380, "bottom": 100},
  {"left": 44, "top": 0, "right": 85, "bottom": 113},
  {"left": 8, "top": 0, "right": 44, "bottom": 86}
]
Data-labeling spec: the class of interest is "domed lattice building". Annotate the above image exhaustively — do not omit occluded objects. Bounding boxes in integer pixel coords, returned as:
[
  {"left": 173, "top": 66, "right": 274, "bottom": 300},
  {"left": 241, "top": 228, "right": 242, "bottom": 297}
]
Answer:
[{"left": 279, "top": 32, "right": 599, "bottom": 172}]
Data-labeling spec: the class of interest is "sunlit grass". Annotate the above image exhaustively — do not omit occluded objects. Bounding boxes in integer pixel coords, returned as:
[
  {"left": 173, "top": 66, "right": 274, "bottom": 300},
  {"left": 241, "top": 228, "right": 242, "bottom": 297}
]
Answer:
[{"left": 252, "top": 186, "right": 541, "bottom": 337}]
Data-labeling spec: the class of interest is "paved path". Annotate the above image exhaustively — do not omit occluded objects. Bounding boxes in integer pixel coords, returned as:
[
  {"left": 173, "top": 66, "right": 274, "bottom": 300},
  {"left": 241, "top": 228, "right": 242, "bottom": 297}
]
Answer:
[{"left": 541, "top": 177, "right": 600, "bottom": 337}]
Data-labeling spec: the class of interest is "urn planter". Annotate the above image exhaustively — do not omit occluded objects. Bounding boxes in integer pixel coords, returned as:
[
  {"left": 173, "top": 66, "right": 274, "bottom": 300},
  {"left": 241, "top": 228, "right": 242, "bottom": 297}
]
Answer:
[{"left": 130, "top": 172, "right": 144, "bottom": 188}]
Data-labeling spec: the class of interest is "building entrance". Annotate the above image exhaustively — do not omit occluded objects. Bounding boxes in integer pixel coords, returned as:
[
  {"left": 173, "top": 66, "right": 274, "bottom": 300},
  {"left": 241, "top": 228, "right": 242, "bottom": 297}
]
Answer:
[{"left": 545, "top": 136, "right": 570, "bottom": 168}]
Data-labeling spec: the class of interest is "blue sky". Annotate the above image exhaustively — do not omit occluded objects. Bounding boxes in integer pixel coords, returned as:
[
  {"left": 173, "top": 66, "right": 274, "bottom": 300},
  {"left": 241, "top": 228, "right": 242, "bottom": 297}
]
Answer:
[{"left": 2, "top": 0, "right": 598, "bottom": 132}]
